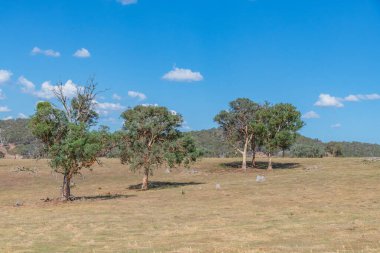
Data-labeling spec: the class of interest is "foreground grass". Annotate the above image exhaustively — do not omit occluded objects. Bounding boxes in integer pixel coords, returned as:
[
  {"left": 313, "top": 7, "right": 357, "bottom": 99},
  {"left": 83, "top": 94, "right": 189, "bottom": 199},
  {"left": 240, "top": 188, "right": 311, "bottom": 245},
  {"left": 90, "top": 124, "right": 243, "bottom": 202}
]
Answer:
[{"left": 0, "top": 157, "right": 379, "bottom": 252}]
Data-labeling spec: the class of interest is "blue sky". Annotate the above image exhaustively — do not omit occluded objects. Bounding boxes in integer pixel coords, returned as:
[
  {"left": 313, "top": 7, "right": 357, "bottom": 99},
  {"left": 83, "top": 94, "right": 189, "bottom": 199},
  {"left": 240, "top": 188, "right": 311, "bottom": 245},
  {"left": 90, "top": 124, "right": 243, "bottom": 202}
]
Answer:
[{"left": 1, "top": 0, "right": 380, "bottom": 143}]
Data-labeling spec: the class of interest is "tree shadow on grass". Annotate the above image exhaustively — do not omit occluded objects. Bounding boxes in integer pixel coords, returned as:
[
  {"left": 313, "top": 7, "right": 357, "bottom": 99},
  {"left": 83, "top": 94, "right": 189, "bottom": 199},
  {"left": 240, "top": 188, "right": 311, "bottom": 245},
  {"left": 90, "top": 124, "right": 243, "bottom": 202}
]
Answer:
[
  {"left": 128, "top": 181, "right": 204, "bottom": 190},
  {"left": 73, "top": 194, "right": 136, "bottom": 201},
  {"left": 221, "top": 161, "right": 300, "bottom": 170}
]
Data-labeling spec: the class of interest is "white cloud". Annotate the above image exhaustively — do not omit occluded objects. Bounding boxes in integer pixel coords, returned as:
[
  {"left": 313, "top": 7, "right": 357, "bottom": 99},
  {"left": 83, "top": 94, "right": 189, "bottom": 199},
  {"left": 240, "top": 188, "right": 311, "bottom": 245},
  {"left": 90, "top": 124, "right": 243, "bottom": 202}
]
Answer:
[
  {"left": 18, "top": 76, "right": 36, "bottom": 93},
  {"left": 95, "top": 101, "right": 125, "bottom": 110},
  {"left": 315, "top": 92, "right": 380, "bottom": 108},
  {"left": 17, "top": 113, "right": 28, "bottom": 119},
  {"left": 344, "top": 95, "right": 359, "bottom": 102},
  {"left": 0, "top": 106, "right": 11, "bottom": 112},
  {"left": 55, "top": 80, "right": 78, "bottom": 98},
  {"left": 94, "top": 101, "right": 125, "bottom": 116},
  {"left": 162, "top": 67, "right": 204, "bottom": 82},
  {"left": 314, "top": 94, "right": 344, "bottom": 108},
  {"left": 31, "top": 47, "right": 60, "bottom": 57},
  {"left": 112, "top": 93, "right": 122, "bottom": 100},
  {"left": 331, "top": 123, "right": 342, "bottom": 128},
  {"left": 302, "top": 111, "right": 320, "bottom": 119},
  {"left": 117, "top": 0, "right": 137, "bottom": 5},
  {"left": 3, "top": 116, "right": 12, "bottom": 120},
  {"left": 141, "top": 103, "right": 159, "bottom": 107},
  {"left": 73, "top": 48, "right": 91, "bottom": 58},
  {"left": 344, "top": 93, "right": 380, "bottom": 102},
  {"left": 128, "top": 91, "right": 147, "bottom": 100},
  {"left": 34, "top": 81, "right": 56, "bottom": 99},
  {"left": 35, "top": 80, "right": 78, "bottom": 99},
  {"left": 0, "top": 70, "right": 12, "bottom": 84},
  {"left": 18, "top": 77, "right": 79, "bottom": 99}
]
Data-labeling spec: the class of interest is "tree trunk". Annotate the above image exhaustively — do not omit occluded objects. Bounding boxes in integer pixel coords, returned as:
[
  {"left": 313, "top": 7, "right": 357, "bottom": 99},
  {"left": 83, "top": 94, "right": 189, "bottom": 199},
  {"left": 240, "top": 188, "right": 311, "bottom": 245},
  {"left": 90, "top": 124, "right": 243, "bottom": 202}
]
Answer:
[
  {"left": 251, "top": 139, "right": 256, "bottom": 167},
  {"left": 251, "top": 151, "right": 256, "bottom": 168},
  {"left": 242, "top": 151, "right": 247, "bottom": 171},
  {"left": 241, "top": 138, "right": 249, "bottom": 171},
  {"left": 142, "top": 170, "right": 149, "bottom": 190},
  {"left": 267, "top": 153, "right": 273, "bottom": 171},
  {"left": 62, "top": 174, "right": 71, "bottom": 200},
  {"left": 282, "top": 149, "right": 285, "bottom": 158}
]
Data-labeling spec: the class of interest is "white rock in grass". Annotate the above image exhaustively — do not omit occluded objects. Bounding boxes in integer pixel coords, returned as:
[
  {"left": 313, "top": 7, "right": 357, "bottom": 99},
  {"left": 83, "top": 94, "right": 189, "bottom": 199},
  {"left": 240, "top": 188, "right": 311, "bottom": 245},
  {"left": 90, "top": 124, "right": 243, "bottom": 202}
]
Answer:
[
  {"left": 215, "top": 183, "right": 221, "bottom": 190},
  {"left": 256, "top": 175, "right": 265, "bottom": 182}
]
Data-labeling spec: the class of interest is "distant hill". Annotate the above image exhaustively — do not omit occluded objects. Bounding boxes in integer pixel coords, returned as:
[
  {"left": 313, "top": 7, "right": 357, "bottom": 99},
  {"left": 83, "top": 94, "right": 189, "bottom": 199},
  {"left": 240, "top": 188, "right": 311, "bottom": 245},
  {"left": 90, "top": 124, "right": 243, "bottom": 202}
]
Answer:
[
  {"left": 0, "top": 119, "right": 43, "bottom": 158},
  {"left": 185, "top": 128, "right": 236, "bottom": 157},
  {"left": 1, "top": 119, "right": 379, "bottom": 158},
  {"left": 188, "top": 128, "right": 380, "bottom": 158}
]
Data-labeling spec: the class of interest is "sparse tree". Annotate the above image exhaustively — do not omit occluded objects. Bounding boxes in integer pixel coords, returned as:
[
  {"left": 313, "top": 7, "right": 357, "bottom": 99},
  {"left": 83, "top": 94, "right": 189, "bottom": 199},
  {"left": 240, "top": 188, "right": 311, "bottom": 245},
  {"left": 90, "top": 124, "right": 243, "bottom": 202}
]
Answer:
[
  {"left": 120, "top": 105, "right": 201, "bottom": 190},
  {"left": 256, "top": 103, "right": 304, "bottom": 170},
  {"left": 29, "top": 80, "right": 102, "bottom": 200},
  {"left": 214, "top": 98, "right": 260, "bottom": 170}
]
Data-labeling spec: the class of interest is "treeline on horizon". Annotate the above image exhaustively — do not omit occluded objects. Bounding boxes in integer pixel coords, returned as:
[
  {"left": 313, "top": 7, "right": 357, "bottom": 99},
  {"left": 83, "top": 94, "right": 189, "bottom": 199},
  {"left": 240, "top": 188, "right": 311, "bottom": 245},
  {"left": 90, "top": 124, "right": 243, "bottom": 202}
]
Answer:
[
  {"left": 1, "top": 118, "right": 380, "bottom": 159},
  {"left": 189, "top": 128, "right": 380, "bottom": 158}
]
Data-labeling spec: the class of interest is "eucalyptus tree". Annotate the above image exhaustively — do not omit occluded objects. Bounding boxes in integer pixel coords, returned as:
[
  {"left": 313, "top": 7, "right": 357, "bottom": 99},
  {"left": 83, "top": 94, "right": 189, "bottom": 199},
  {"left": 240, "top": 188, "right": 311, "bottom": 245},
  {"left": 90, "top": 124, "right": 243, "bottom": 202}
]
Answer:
[
  {"left": 30, "top": 81, "right": 103, "bottom": 200},
  {"left": 214, "top": 98, "right": 261, "bottom": 170},
  {"left": 120, "top": 105, "right": 201, "bottom": 190},
  {"left": 276, "top": 130, "right": 296, "bottom": 157},
  {"left": 256, "top": 103, "right": 304, "bottom": 170}
]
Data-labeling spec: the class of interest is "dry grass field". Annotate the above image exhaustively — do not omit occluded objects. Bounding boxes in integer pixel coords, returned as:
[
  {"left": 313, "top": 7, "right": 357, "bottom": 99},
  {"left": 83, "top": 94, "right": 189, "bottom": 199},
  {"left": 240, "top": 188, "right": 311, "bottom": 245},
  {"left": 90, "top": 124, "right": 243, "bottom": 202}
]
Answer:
[{"left": 0, "top": 157, "right": 379, "bottom": 253}]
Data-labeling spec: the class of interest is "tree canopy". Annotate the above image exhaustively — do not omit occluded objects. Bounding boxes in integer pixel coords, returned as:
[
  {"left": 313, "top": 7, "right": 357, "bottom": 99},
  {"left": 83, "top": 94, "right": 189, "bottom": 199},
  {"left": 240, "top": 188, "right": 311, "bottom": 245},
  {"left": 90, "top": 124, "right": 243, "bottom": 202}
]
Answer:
[
  {"left": 256, "top": 103, "right": 304, "bottom": 169},
  {"left": 120, "top": 105, "right": 201, "bottom": 190},
  {"left": 214, "top": 98, "right": 261, "bottom": 170},
  {"left": 29, "top": 82, "right": 103, "bottom": 200}
]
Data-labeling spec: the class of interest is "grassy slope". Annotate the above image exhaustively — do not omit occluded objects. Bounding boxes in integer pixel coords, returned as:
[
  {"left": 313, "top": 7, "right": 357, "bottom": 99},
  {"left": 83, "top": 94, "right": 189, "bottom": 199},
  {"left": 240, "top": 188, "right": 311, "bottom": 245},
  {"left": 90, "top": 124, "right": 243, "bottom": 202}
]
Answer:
[{"left": 0, "top": 158, "right": 379, "bottom": 252}]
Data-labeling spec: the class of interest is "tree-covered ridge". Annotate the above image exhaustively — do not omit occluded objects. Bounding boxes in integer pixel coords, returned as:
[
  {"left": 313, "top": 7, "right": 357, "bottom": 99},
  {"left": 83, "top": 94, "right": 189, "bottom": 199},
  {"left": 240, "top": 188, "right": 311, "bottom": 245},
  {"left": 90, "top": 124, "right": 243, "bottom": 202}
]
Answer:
[
  {"left": 0, "top": 118, "right": 43, "bottom": 157},
  {"left": 0, "top": 118, "right": 33, "bottom": 144},
  {"left": 188, "top": 128, "right": 380, "bottom": 158}
]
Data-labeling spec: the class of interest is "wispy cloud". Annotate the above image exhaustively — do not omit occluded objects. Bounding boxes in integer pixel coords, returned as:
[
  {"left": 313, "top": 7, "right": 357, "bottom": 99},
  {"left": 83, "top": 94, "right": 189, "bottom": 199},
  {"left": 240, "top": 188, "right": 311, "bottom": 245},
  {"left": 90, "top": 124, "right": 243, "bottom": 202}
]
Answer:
[
  {"left": 141, "top": 103, "right": 159, "bottom": 107},
  {"left": 162, "top": 67, "right": 204, "bottom": 82},
  {"left": 0, "top": 70, "right": 12, "bottom": 84},
  {"left": 344, "top": 94, "right": 380, "bottom": 102},
  {"left": 94, "top": 101, "right": 125, "bottom": 116},
  {"left": 112, "top": 93, "right": 122, "bottom": 100},
  {"left": 117, "top": 0, "right": 137, "bottom": 5},
  {"left": 302, "top": 111, "right": 320, "bottom": 119},
  {"left": 331, "top": 123, "right": 342, "bottom": 128},
  {"left": 3, "top": 116, "right": 12, "bottom": 120},
  {"left": 18, "top": 76, "right": 35, "bottom": 93},
  {"left": 128, "top": 91, "right": 147, "bottom": 100},
  {"left": 18, "top": 113, "right": 28, "bottom": 119},
  {"left": 315, "top": 93, "right": 380, "bottom": 108},
  {"left": 0, "top": 106, "right": 11, "bottom": 112},
  {"left": 73, "top": 48, "right": 91, "bottom": 58},
  {"left": 31, "top": 47, "right": 60, "bottom": 57}
]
